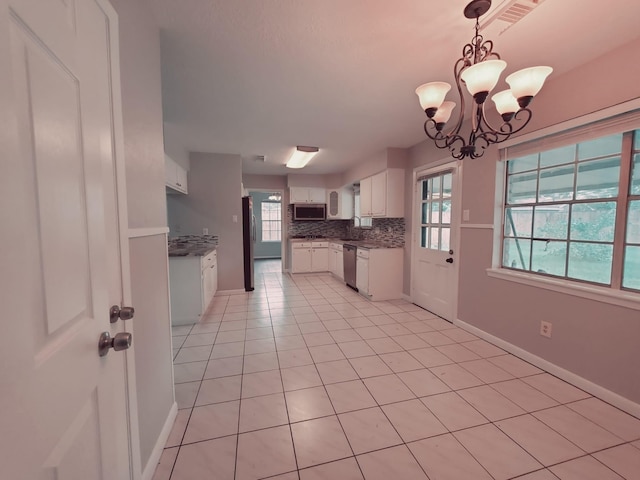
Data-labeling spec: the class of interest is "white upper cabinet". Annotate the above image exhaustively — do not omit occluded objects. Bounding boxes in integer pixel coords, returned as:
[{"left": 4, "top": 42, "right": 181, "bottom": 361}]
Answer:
[
  {"left": 326, "top": 187, "right": 354, "bottom": 219},
  {"left": 360, "top": 176, "right": 373, "bottom": 217},
  {"left": 165, "top": 154, "right": 188, "bottom": 194},
  {"left": 290, "top": 187, "right": 326, "bottom": 204},
  {"left": 359, "top": 168, "right": 404, "bottom": 218}
]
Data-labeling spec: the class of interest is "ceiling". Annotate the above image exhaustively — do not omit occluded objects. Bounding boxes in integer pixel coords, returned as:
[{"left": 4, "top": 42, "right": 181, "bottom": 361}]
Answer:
[{"left": 143, "top": 0, "right": 640, "bottom": 175}]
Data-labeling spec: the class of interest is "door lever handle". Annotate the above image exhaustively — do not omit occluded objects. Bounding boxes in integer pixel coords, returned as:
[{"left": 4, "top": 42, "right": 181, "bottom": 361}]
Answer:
[{"left": 445, "top": 258, "right": 454, "bottom": 264}]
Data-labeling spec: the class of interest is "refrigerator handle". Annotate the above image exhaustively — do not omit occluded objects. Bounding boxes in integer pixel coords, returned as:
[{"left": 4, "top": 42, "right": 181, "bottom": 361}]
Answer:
[{"left": 252, "top": 215, "right": 257, "bottom": 242}]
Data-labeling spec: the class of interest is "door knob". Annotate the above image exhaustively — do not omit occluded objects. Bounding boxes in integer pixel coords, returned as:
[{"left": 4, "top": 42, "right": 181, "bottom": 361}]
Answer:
[
  {"left": 110, "top": 305, "right": 135, "bottom": 323},
  {"left": 98, "top": 331, "right": 132, "bottom": 357},
  {"left": 445, "top": 257, "right": 454, "bottom": 264}
]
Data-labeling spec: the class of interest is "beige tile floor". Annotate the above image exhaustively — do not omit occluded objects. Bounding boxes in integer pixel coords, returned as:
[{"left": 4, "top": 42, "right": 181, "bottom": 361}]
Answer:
[{"left": 154, "top": 260, "right": 640, "bottom": 480}]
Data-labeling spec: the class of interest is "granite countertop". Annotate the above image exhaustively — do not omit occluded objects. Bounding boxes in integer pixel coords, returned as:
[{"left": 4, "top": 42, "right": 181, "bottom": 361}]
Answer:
[
  {"left": 288, "top": 236, "right": 401, "bottom": 249},
  {"left": 168, "top": 235, "right": 218, "bottom": 257}
]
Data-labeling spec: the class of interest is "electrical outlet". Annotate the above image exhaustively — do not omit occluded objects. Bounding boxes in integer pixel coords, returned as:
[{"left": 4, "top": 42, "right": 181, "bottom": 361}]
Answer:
[
  {"left": 540, "top": 321, "right": 552, "bottom": 338},
  {"left": 203, "top": 227, "right": 209, "bottom": 235}
]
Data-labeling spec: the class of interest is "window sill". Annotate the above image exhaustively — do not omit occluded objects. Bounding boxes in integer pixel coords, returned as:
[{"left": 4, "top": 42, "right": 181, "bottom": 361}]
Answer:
[{"left": 486, "top": 268, "right": 640, "bottom": 312}]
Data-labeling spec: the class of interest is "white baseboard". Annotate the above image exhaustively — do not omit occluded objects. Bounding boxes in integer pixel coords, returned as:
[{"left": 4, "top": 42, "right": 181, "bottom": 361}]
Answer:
[
  {"left": 455, "top": 318, "right": 640, "bottom": 420},
  {"left": 216, "top": 288, "right": 247, "bottom": 296},
  {"left": 141, "top": 402, "right": 178, "bottom": 480},
  {"left": 401, "top": 293, "right": 412, "bottom": 302}
]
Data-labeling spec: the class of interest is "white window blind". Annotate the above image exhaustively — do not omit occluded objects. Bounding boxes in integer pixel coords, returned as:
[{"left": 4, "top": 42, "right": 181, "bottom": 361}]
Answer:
[{"left": 502, "top": 109, "right": 640, "bottom": 160}]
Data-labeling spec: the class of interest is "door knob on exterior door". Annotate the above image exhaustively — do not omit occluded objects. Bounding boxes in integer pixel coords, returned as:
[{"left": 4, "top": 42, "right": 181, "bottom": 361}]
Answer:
[
  {"left": 98, "top": 331, "right": 132, "bottom": 357},
  {"left": 445, "top": 257, "right": 454, "bottom": 264},
  {"left": 109, "top": 305, "right": 135, "bottom": 323}
]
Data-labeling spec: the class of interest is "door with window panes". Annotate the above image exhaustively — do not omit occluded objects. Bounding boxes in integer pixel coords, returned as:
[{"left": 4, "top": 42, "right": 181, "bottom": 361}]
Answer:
[{"left": 412, "top": 166, "right": 459, "bottom": 320}]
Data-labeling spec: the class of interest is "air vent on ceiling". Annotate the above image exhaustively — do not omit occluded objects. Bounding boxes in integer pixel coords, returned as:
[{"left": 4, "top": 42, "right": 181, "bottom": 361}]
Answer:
[
  {"left": 251, "top": 155, "right": 266, "bottom": 162},
  {"left": 480, "top": 0, "right": 547, "bottom": 35}
]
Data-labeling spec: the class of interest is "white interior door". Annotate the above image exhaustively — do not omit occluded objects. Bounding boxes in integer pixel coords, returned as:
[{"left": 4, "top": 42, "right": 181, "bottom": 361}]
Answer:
[
  {"left": 411, "top": 164, "right": 460, "bottom": 321},
  {"left": 0, "top": 0, "right": 133, "bottom": 478}
]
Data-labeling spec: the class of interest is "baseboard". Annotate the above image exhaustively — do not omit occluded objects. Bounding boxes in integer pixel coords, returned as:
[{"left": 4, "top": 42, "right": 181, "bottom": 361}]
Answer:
[
  {"left": 401, "top": 293, "right": 412, "bottom": 302},
  {"left": 454, "top": 318, "right": 640, "bottom": 420},
  {"left": 216, "top": 288, "right": 247, "bottom": 296},
  {"left": 141, "top": 402, "right": 178, "bottom": 480}
]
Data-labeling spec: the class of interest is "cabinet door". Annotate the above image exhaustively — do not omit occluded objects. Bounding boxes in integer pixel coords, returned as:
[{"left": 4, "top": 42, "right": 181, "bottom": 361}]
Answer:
[
  {"left": 360, "top": 176, "right": 373, "bottom": 216},
  {"left": 289, "top": 187, "right": 308, "bottom": 203},
  {"left": 175, "top": 165, "right": 188, "bottom": 193},
  {"left": 308, "top": 188, "right": 326, "bottom": 204},
  {"left": 165, "top": 154, "right": 177, "bottom": 187},
  {"left": 328, "top": 248, "right": 336, "bottom": 274},
  {"left": 337, "top": 250, "right": 344, "bottom": 279},
  {"left": 371, "top": 171, "right": 387, "bottom": 216},
  {"left": 356, "top": 256, "right": 369, "bottom": 294},
  {"left": 292, "top": 247, "right": 312, "bottom": 272},
  {"left": 327, "top": 190, "right": 340, "bottom": 218},
  {"left": 312, "top": 247, "right": 329, "bottom": 272}
]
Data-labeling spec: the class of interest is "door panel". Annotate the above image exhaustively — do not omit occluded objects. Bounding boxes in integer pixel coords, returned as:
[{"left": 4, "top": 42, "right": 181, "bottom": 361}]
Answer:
[
  {"left": 1, "top": 0, "right": 131, "bottom": 478},
  {"left": 412, "top": 166, "right": 459, "bottom": 321}
]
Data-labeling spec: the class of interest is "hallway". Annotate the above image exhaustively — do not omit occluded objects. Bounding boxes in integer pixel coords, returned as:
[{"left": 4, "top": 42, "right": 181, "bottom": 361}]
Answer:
[{"left": 156, "top": 268, "right": 640, "bottom": 480}]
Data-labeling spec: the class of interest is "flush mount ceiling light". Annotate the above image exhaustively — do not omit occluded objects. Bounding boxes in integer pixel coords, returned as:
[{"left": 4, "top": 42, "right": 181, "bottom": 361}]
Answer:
[
  {"left": 286, "top": 146, "right": 319, "bottom": 169},
  {"left": 415, "top": 0, "right": 552, "bottom": 159}
]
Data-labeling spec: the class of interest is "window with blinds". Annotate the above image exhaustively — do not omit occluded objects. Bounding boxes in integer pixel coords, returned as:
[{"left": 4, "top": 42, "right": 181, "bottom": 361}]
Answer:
[
  {"left": 261, "top": 202, "right": 282, "bottom": 242},
  {"left": 501, "top": 117, "right": 640, "bottom": 291}
]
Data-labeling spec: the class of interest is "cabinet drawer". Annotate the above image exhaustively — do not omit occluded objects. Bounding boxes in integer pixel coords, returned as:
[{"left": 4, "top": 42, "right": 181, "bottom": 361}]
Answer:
[
  {"left": 312, "top": 241, "right": 328, "bottom": 248},
  {"left": 356, "top": 249, "right": 370, "bottom": 259},
  {"left": 293, "top": 242, "right": 312, "bottom": 248}
]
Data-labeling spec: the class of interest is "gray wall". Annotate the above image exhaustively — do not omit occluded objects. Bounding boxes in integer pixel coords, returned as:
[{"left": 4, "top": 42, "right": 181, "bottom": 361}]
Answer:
[
  {"left": 167, "top": 153, "right": 244, "bottom": 290},
  {"left": 405, "top": 36, "right": 640, "bottom": 406},
  {"left": 110, "top": 0, "right": 174, "bottom": 472},
  {"left": 250, "top": 191, "right": 282, "bottom": 259}
]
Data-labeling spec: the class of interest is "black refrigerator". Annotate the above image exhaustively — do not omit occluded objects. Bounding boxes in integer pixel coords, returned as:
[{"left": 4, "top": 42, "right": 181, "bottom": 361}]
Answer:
[{"left": 242, "top": 196, "right": 255, "bottom": 291}]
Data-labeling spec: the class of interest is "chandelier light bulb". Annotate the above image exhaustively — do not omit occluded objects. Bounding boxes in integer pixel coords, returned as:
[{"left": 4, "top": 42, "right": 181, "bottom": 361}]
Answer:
[
  {"left": 460, "top": 59, "right": 507, "bottom": 103},
  {"left": 492, "top": 89, "right": 520, "bottom": 121},
  {"left": 506, "top": 66, "right": 553, "bottom": 107},
  {"left": 415, "top": 82, "right": 451, "bottom": 117}
]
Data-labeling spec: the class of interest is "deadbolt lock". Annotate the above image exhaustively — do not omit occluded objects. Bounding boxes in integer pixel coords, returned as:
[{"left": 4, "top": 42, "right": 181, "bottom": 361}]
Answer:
[{"left": 110, "top": 305, "right": 135, "bottom": 323}]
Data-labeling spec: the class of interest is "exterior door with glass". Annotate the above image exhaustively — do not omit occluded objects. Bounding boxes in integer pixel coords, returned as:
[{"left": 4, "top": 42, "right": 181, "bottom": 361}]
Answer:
[{"left": 412, "top": 165, "right": 460, "bottom": 321}]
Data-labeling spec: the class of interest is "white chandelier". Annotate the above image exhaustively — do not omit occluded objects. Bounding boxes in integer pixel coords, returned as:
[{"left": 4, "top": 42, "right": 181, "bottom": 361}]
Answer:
[{"left": 415, "top": 0, "right": 552, "bottom": 159}]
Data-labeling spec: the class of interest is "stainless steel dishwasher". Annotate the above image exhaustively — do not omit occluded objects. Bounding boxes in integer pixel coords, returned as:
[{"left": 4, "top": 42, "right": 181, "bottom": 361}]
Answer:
[{"left": 343, "top": 243, "right": 358, "bottom": 290}]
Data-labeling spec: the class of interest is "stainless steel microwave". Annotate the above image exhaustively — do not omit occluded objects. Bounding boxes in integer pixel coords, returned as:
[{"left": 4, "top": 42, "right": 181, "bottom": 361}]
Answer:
[{"left": 293, "top": 203, "right": 326, "bottom": 221}]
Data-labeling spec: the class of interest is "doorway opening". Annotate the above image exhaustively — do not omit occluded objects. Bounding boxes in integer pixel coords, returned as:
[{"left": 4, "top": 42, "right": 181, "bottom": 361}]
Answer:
[{"left": 247, "top": 189, "right": 285, "bottom": 284}]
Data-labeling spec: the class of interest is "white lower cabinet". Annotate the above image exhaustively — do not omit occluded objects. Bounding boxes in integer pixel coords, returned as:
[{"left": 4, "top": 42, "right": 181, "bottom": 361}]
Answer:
[
  {"left": 328, "top": 242, "right": 344, "bottom": 279},
  {"left": 356, "top": 247, "right": 403, "bottom": 301},
  {"left": 291, "top": 241, "right": 329, "bottom": 273},
  {"left": 356, "top": 249, "right": 369, "bottom": 294},
  {"left": 169, "top": 250, "right": 218, "bottom": 325}
]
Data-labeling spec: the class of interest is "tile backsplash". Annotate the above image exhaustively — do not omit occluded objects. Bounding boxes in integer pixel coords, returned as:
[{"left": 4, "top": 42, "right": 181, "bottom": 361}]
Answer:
[{"left": 287, "top": 206, "right": 405, "bottom": 247}]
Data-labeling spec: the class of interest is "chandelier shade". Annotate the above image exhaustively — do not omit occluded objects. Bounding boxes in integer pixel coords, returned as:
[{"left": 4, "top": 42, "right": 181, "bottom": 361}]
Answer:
[
  {"left": 415, "top": 82, "right": 451, "bottom": 114},
  {"left": 415, "top": 0, "right": 552, "bottom": 159},
  {"left": 506, "top": 66, "right": 554, "bottom": 107},
  {"left": 492, "top": 90, "right": 520, "bottom": 120},
  {"left": 459, "top": 59, "right": 506, "bottom": 101}
]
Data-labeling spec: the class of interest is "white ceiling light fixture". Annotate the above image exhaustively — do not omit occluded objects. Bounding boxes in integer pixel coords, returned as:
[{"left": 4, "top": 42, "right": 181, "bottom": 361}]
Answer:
[
  {"left": 415, "top": 0, "right": 552, "bottom": 159},
  {"left": 286, "top": 146, "right": 319, "bottom": 169}
]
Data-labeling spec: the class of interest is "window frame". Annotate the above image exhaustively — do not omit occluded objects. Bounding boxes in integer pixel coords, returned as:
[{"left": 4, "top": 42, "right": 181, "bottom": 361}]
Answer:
[
  {"left": 260, "top": 201, "right": 282, "bottom": 242},
  {"left": 488, "top": 106, "right": 640, "bottom": 310}
]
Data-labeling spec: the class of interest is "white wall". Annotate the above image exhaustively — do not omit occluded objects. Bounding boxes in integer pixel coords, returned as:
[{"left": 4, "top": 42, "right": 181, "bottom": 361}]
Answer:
[
  {"left": 405, "top": 36, "right": 640, "bottom": 407},
  {"left": 167, "top": 152, "right": 244, "bottom": 290},
  {"left": 110, "top": 0, "right": 174, "bottom": 472}
]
